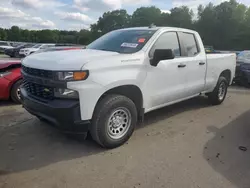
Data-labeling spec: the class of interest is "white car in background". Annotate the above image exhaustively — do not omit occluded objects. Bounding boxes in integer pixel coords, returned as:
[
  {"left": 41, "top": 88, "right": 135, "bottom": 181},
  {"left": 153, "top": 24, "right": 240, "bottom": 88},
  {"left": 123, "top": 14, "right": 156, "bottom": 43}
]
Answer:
[
  {"left": 19, "top": 44, "right": 55, "bottom": 57},
  {"left": 0, "top": 41, "right": 13, "bottom": 52}
]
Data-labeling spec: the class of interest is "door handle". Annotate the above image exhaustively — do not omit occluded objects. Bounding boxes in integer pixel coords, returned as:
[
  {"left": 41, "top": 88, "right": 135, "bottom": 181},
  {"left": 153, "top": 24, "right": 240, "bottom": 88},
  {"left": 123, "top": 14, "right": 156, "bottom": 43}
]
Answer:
[
  {"left": 199, "top": 62, "right": 205, "bottom": 65},
  {"left": 178, "top": 64, "right": 186, "bottom": 68}
]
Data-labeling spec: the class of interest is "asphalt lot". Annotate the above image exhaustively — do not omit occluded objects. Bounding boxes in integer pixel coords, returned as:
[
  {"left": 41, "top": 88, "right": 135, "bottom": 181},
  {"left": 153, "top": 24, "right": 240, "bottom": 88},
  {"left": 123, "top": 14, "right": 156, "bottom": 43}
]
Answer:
[{"left": 0, "top": 87, "right": 250, "bottom": 188}]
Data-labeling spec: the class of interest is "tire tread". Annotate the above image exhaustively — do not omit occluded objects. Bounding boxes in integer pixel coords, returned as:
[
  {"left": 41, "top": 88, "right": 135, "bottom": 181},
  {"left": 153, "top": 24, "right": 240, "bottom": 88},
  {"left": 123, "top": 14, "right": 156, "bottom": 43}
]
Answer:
[{"left": 90, "top": 94, "right": 137, "bottom": 148}]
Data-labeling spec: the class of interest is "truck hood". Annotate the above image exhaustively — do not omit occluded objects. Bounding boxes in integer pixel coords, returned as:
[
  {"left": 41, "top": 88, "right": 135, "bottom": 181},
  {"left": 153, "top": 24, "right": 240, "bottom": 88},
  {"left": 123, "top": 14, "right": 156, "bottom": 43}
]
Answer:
[{"left": 22, "top": 49, "right": 119, "bottom": 70}]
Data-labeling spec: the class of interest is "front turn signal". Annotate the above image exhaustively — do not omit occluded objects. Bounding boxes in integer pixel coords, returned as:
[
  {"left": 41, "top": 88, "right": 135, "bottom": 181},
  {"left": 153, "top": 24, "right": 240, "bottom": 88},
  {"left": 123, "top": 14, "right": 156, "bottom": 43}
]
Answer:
[{"left": 73, "top": 71, "right": 88, "bottom": 80}]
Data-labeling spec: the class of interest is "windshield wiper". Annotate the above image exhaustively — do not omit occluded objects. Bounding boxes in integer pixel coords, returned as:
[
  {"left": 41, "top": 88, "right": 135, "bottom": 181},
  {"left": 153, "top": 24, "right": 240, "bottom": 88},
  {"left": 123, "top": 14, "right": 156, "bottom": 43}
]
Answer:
[{"left": 97, "top": 48, "right": 120, "bottom": 53}]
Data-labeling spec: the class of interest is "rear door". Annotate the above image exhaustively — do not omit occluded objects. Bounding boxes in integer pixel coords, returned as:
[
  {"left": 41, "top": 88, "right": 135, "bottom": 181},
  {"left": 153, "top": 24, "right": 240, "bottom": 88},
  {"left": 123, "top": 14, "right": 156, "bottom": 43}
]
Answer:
[{"left": 178, "top": 32, "right": 207, "bottom": 96}]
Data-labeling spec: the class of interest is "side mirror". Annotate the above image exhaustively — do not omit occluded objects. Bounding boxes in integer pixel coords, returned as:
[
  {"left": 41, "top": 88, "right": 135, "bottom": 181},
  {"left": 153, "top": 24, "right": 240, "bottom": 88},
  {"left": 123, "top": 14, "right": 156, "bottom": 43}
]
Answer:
[{"left": 150, "top": 49, "right": 175, "bottom": 67}]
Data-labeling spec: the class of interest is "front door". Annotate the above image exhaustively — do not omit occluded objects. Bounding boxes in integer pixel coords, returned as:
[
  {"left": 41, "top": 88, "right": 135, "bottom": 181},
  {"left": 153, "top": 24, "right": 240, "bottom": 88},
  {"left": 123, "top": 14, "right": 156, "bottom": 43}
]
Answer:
[{"left": 143, "top": 32, "right": 188, "bottom": 111}]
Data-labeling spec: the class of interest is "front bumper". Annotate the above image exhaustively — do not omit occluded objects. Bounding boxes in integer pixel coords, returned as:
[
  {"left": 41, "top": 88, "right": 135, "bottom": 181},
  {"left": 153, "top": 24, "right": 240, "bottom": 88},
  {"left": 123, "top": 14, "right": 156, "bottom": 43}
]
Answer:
[{"left": 20, "top": 86, "right": 90, "bottom": 133}]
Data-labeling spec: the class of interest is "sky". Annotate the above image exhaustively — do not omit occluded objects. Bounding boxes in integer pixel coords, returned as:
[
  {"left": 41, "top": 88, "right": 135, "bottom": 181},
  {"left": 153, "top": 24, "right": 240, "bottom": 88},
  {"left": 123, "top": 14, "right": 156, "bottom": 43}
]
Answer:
[{"left": 0, "top": 0, "right": 249, "bottom": 31}]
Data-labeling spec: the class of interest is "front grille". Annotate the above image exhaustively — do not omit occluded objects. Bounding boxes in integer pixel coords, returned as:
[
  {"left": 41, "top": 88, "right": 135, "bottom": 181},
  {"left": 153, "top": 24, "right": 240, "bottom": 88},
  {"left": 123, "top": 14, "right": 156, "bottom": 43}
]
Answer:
[
  {"left": 23, "top": 79, "right": 54, "bottom": 100},
  {"left": 22, "top": 65, "right": 54, "bottom": 79}
]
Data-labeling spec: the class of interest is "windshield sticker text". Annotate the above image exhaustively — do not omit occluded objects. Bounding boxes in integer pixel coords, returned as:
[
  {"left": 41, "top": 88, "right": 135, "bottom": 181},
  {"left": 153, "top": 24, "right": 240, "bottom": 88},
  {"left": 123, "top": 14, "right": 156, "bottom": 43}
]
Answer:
[{"left": 121, "top": 43, "right": 138, "bottom": 48}]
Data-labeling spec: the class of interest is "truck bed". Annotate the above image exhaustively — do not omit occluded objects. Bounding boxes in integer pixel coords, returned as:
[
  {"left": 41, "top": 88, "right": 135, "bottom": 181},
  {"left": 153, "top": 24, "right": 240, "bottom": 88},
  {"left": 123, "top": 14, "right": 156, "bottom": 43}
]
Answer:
[{"left": 205, "top": 53, "right": 236, "bottom": 92}]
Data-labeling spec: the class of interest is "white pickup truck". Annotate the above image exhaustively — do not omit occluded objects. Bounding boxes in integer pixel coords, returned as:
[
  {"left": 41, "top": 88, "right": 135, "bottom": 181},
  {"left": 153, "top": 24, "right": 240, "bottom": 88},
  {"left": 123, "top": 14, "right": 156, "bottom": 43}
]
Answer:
[{"left": 20, "top": 27, "right": 236, "bottom": 148}]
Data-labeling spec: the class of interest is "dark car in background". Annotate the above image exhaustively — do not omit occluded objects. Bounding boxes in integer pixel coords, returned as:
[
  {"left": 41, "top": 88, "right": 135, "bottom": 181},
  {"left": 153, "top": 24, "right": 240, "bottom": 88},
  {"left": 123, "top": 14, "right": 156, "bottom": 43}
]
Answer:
[
  {"left": 234, "top": 50, "right": 250, "bottom": 87},
  {"left": 4, "top": 43, "right": 35, "bottom": 58}
]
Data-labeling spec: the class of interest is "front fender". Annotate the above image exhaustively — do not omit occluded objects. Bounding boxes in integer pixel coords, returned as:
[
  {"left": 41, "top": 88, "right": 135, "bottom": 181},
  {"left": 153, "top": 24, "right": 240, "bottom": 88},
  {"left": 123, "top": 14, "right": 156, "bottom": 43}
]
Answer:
[{"left": 68, "top": 70, "right": 146, "bottom": 121}]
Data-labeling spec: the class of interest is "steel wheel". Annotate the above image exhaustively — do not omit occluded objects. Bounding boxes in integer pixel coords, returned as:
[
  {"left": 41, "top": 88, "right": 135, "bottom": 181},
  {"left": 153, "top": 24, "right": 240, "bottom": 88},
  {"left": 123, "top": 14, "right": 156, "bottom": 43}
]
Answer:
[
  {"left": 16, "top": 87, "right": 21, "bottom": 100},
  {"left": 107, "top": 107, "right": 132, "bottom": 140},
  {"left": 218, "top": 82, "right": 226, "bottom": 101}
]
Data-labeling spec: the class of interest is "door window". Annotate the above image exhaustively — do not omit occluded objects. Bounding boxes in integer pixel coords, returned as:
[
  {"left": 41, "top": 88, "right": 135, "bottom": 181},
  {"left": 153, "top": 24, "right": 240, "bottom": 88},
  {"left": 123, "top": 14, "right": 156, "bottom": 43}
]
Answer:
[
  {"left": 149, "top": 32, "right": 181, "bottom": 58},
  {"left": 179, "top": 32, "right": 199, "bottom": 57}
]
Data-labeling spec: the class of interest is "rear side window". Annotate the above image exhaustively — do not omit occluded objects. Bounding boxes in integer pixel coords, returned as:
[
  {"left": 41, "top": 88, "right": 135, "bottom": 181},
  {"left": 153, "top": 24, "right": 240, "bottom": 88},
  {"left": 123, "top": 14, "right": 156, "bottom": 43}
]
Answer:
[
  {"left": 149, "top": 32, "right": 181, "bottom": 57},
  {"left": 179, "top": 32, "right": 199, "bottom": 57}
]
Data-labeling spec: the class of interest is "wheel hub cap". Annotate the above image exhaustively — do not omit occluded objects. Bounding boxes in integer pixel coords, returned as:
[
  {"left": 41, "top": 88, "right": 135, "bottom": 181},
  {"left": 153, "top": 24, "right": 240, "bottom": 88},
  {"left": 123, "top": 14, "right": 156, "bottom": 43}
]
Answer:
[
  {"left": 218, "top": 82, "right": 226, "bottom": 100},
  {"left": 107, "top": 108, "right": 131, "bottom": 139},
  {"left": 16, "top": 87, "right": 21, "bottom": 100}
]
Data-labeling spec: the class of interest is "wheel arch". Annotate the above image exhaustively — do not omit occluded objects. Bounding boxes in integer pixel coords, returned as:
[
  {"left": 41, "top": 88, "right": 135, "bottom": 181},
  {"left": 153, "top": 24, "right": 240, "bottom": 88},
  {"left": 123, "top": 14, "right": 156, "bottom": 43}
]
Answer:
[
  {"left": 94, "top": 84, "right": 144, "bottom": 121},
  {"left": 9, "top": 77, "right": 22, "bottom": 95},
  {"left": 220, "top": 69, "right": 231, "bottom": 84}
]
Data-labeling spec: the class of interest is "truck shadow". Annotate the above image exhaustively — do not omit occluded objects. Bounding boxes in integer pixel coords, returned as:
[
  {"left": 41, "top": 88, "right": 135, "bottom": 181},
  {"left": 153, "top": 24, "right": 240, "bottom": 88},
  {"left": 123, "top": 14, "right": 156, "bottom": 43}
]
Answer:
[
  {"left": 141, "top": 96, "right": 209, "bottom": 127},
  {"left": 0, "top": 119, "right": 105, "bottom": 176},
  {"left": 203, "top": 109, "right": 250, "bottom": 188},
  {"left": 0, "top": 101, "right": 19, "bottom": 107},
  {"left": 0, "top": 96, "right": 210, "bottom": 175}
]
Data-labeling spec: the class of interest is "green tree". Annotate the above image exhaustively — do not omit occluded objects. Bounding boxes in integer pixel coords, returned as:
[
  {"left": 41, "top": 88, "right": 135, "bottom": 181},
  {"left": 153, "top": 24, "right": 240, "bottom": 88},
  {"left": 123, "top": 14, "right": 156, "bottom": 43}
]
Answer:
[
  {"left": 131, "top": 6, "right": 162, "bottom": 26},
  {"left": 0, "top": 29, "right": 7, "bottom": 40},
  {"left": 169, "top": 6, "right": 194, "bottom": 28},
  {"left": 91, "top": 9, "right": 131, "bottom": 35},
  {"left": 7, "top": 26, "right": 20, "bottom": 41},
  {"left": 36, "top": 30, "right": 58, "bottom": 43},
  {"left": 77, "top": 29, "right": 92, "bottom": 44}
]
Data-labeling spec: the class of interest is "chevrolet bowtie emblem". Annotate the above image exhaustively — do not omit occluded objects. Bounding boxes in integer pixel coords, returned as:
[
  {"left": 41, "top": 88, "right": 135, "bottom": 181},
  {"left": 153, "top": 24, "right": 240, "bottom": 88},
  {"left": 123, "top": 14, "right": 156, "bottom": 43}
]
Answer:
[{"left": 44, "top": 88, "right": 50, "bottom": 92}]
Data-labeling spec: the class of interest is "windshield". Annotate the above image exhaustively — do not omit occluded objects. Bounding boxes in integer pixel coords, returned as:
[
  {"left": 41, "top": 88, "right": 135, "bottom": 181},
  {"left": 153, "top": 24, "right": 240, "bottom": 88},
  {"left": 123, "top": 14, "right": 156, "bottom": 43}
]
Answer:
[
  {"left": 87, "top": 29, "right": 156, "bottom": 54},
  {"left": 32, "top": 44, "right": 42, "bottom": 48}
]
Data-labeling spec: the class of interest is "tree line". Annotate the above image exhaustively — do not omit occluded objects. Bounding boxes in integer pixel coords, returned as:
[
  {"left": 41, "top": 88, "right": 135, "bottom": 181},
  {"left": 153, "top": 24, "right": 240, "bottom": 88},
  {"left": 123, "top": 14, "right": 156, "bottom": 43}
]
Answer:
[{"left": 0, "top": 0, "right": 249, "bottom": 50}]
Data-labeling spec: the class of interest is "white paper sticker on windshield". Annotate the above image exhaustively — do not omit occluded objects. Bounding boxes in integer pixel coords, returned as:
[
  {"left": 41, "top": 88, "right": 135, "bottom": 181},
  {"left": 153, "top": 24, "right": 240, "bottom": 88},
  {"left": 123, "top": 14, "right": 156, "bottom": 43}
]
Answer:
[{"left": 121, "top": 43, "right": 138, "bottom": 48}]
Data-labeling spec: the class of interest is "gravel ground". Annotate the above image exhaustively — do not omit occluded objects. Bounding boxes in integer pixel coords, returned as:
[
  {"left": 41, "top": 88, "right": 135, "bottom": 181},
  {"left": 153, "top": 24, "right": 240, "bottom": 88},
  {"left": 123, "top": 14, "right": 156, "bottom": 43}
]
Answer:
[{"left": 0, "top": 87, "right": 250, "bottom": 188}]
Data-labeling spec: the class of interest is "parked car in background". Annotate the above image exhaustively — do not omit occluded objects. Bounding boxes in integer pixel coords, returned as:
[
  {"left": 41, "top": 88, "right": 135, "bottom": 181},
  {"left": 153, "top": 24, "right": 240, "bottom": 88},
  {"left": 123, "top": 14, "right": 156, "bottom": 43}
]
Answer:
[
  {"left": 0, "top": 59, "right": 22, "bottom": 103},
  {"left": 205, "top": 45, "right": 215, "bottom": 53},
  {"left": 0, "top": 41, "right": 13, "bottom": 53},
  {"left": 19, "top": 43, "right": 55, "bottom": 57},
  {"left": 234, "top": 50, "right": 250, "bottom": 87},
  {"left": 5, "top": 43, "right": 35, "bottom": 58},
  {"left": 21, "top": 27, "right": 236, "bottom": 148}
]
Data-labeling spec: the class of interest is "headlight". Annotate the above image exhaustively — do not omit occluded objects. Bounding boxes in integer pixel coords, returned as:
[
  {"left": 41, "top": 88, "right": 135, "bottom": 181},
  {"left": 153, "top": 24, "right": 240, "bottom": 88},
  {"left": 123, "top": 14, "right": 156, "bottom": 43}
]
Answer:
[
  {"left": 56, "top": 71, "right": 89, "bottom": 81},
  {"left": 0, "top": 71, "right": 11, "bottom": 77},
  {"left": 54, "top": 88, "right": 78, "bottom": 99}
]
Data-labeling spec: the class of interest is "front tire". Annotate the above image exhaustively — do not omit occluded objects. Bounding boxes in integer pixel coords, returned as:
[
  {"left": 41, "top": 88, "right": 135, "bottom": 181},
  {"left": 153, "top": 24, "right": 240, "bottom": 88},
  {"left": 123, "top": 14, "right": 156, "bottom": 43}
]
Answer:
[
  {"left": 11, "top": 80, "right": 22, "bottom": 104},
  {"left": 90, "top": 95, "right": 137, "bottom": 149},
  {"left": 208, "top": 77, "right": 228, "bottom": 105}
]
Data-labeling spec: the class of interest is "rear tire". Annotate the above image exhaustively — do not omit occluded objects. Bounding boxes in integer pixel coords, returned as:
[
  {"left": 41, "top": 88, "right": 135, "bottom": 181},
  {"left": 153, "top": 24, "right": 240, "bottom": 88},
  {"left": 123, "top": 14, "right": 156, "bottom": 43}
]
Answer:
[
  {"left": 90, "top": 95, "right": 137, "bottom": 149},
  {"left": 208, "top": 77, "right": 228, "bottom": 105},
  {"left": 10, "top": 80, "right": 22, "bottom": 104}
]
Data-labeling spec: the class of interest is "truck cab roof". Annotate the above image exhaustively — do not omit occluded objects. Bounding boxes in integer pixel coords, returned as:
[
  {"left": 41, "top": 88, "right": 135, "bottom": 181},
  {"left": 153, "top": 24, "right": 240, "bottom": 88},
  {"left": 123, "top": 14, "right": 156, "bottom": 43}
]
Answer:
[{"left": 119, "top": 26, "right": 197, "bottom": 34}]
